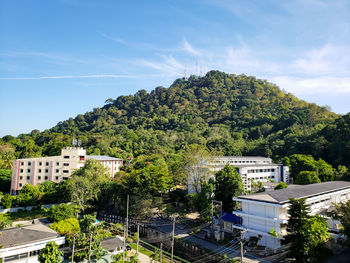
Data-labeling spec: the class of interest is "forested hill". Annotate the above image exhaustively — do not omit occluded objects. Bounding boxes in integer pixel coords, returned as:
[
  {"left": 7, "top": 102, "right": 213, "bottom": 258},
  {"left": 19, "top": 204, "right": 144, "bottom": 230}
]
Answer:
[{"left": 2, "top": 71, "right": 349, "bottom": 166}]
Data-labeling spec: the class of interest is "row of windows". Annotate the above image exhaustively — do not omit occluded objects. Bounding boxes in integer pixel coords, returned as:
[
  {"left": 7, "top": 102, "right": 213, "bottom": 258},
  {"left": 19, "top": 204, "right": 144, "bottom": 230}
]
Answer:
[
  {"left": 18, "top": 176, "right": 61, "bottom": 187},
  {"left": 248, "top": 168, "right": 275, "bottom": 173},
  {"left": 20, "top": 161, "right": 70, "bottom": 166},
  {"left": 20, "top": 168, "right": 70, "bottom": 173}
]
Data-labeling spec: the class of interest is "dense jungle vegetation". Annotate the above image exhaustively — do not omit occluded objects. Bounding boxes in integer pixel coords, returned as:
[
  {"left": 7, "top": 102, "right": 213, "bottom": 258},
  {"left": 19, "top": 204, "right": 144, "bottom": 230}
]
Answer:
[{"left": 1, "top": 71, "right": 350, "bottom": 186}]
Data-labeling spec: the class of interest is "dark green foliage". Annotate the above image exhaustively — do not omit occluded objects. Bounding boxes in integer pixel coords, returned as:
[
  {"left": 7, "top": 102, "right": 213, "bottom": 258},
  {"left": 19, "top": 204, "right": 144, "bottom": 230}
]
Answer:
[
  {"left": 214, "top": 165, "right": 244, "bottom": 211},
  {"left": 38, "top": 241, "right": 62, "bottom": 263},
  {"left": 2, "top": 71, "right": 344, "bottom": 171},
  {"left": 295, "top": 171, "right": 321, "bottom": 185},
  {"left": 284, "top": 198, "right": 311, "bottom": 261},
  {"left": 45, "top": 204, "right": 80, "bottom": 222},
  {"left": 284, "top": 199, "right": 329, "bottom": 262},
  {"left": 274, "top": 182, "right": 288, "bottom": 190},
  {"left": 0, "top": 169, "right": 11, "bottom": 193},
  {"left": 1, "top": 194, "right": 13, "bottom": 208}
]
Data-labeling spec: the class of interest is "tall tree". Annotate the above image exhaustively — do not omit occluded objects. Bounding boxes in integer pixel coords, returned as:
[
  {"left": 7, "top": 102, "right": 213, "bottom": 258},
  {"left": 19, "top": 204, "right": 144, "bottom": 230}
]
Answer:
[
  {"left": 66, "top": 159, "right": 110, "bottom": 211},
  {"left": 284, "top": 198, "right": 329, "bottom": 262},
  {"left": 214, "top": 165, "right": 243, "bottom": 211}
]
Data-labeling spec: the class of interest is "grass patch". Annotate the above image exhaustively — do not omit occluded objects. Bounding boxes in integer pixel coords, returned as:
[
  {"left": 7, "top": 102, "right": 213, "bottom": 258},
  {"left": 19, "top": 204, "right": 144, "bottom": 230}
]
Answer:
[
  {"left": 129, "top": 243, "right": 153, "bottom": 257},
  {"left": 7, "top": 208, "right": 45, "bottom": 221}
]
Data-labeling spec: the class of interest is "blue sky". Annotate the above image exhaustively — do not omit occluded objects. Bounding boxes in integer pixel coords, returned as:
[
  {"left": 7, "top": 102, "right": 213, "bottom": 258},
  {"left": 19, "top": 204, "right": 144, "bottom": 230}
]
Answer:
[{"left": 1, "top": 0, "right": 350, "bottom": 137}]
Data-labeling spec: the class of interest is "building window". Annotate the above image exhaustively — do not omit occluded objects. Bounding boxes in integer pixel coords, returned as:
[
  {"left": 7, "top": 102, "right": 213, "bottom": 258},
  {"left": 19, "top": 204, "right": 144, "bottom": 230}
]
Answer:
[
  {"left": 46, "top": 162, "right": 49, "bottom": 166},
  {"left": 39, "top": 162, "right": 42, "bottom": 166},
  {"left": 21, "top": 162, "right": 24, "bottom": 166},
  {"left": 55, "top": 176, "right": 59, "bottom": 180},
  {"left": 19, "top": 183, "right": 22, "bottom": 187},
  {"left": 19, "top": 176, "right": 23, "bottom": 180},
  {"left": 63, "top": 170, "right": 69, "bottom": 173},
  {"left": 45, "top": 169, "right": 48, "bottom": 173},
  {"left": 56, "top": 169, "right": 59, "bottom": 173},
  {"left": 20, "top": 169, "right": 23, "bottom": 173},
  {"left": 45, "top": 176, "right": 48, "bottom": 180},
  {"left": 56, "top": 162, "right": 59, "bottom": 166},
  {"left": 64, "top": 156, "right": 69, "bottom": 159},
  {"left": 27, "top": 176, "right": 30, "bottom": 180},
  {"left": 80, "top": 156, "right": 85, "bottom": 161},
  {"left": 28, "top": 162, "right": 31, "bottom": 166},
  {"left": 38, "top": 169, "right": 42, "bottom": 173},
  {"left": 63, "top": 163, "right": 69, "bottom": 166},
  {"left": 38, "top": 176, "right": 41, "bottom": 180},
  {"left": 27, "top": 169, "right": 31, "bottom": 173}
]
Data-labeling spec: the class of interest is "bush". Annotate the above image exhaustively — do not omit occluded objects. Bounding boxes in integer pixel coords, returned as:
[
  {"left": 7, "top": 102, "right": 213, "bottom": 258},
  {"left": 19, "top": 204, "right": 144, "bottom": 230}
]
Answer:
[
  {"left": 50, "top": 218, "right": 80, "bottom": 235},
  {"left": 1, "top": 194, "right": 14, "bottom": 208},
  {"left": 0, "top": 214, "right": 12, "bottom": 229},
  {"left": 274, "top": 182, "right": 288, "bottom": 190},
  {"left": 45, "top": 204, "right": 80, "bottom": 222}
]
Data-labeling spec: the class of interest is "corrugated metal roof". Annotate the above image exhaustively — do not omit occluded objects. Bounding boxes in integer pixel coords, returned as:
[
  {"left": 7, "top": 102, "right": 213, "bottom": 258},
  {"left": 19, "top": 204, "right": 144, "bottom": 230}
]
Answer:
[
  {"left": 87, "top": 155, "right": 123, "bottom": 161},
  {"left": 238, "top": 181, "right": 350, "bottom": 204}
]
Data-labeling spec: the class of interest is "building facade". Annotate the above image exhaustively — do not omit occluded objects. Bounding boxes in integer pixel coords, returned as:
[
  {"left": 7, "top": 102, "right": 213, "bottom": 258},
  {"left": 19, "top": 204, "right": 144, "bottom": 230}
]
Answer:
[
  {"left": 187, "top": 156, "right": 289, "bottom": 193},
  {"left": 11, "top": 147, "right": 123, "bottom": 194},
  {"left": 231, "top": 181, "right": 350, "bottom": 249}
]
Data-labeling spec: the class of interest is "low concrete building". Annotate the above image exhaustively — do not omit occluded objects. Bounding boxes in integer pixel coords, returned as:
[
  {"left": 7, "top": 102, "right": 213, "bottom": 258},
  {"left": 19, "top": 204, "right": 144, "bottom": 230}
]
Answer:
[
  {"left": 0, "top": 223, "right": 65, "bottom": 263},
  {"left": 11, "top": 147, "right": 123, "bottom": 194},
  {"left": 231, "top": 181, "right": 350, "bottom": 249}
]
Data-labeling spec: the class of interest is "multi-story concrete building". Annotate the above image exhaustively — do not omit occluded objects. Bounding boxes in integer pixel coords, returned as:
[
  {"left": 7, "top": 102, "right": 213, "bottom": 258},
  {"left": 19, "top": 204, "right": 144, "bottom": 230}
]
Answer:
[
  {"left": 10, "top": 147, "right": 123, "bottom": 194},
  {"left": 187, "top": 156, "right": 289, "bottom": 193},
  {"left": 231, "top": 181, "right": 350, "bottom": 249}
]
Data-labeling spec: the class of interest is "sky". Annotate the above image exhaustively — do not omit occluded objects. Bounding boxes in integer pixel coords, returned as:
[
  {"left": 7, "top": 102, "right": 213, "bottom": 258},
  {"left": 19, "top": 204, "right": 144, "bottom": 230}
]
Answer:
[{"left": 1, "top": 0, "right": 350, "bottom": 137}]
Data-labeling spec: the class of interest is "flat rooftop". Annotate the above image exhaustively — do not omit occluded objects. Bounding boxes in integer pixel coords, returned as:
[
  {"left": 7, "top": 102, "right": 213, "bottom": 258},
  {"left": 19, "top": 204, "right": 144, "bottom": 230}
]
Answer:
[{"left": 237, "top": 181, "right": 350, "bottom": 204}]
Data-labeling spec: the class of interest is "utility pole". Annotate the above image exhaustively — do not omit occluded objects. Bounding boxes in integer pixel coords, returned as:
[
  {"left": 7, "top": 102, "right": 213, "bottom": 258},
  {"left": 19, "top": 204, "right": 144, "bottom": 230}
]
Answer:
[
  {"left": 126, "top": 194, "right": 129, "bottom": 240},
  {"left": 160, "top": 243, "right": 163, "bottom": 263},
  {"left": 171, "top": 217, "right": 175, "bottom": 262},
  {"left": 71, "top": 235, "right": 76, "bottom": 263},
  {"left": 211, "top": 199, "right": 214, "bottom": 231},
  {"left": 123, "top": 225, "right": 126, "bottom": 262},
  {"left": 240, "top": 229, "right": 247, "bottom": 263},
  {"left": 219, "top": 201, "right": 223, "bottom": 240},
  {"left": 136, "top": 223, "right": 140, "bottom": 254}
]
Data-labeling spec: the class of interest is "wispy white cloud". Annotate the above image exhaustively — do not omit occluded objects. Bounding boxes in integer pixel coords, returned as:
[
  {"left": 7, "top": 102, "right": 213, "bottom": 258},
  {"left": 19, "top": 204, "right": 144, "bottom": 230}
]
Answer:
[
  {"left": 0, "top": 51, "right": 86, "bottom": 64},
  {"left": 138, "top": 55, "right": 184, "bottom": 77},
  {"left": 182, "top": 38, "right": 201, "bottom": 56},
  {"left": 0, "top": 74, "right": 136, "bottom": 80}
]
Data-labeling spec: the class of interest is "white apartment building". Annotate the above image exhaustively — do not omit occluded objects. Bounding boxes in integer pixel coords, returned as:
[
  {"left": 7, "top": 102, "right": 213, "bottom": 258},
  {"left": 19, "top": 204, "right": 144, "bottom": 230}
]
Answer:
[
  {"left": 231, "top": 181, "right": 350, "bottom": 249},
  {"left": 187, "top": 156, "right": 289, "bottom": 193},
  {"left": 10, "top": 147, "right": 123, "bottom": 194}
]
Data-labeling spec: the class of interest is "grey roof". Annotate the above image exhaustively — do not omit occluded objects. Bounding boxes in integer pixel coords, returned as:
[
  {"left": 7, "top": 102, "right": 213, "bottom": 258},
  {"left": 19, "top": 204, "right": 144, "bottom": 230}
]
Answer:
[
  {"left": 238, "top": 181, "right": 350, "bottom": 204},
  {"left": 0, "top": 224, "right": 61, "bottom": 248},
  {"left": 87, "top": 155, "right": 123, "bottom": 161},
  {"left": 101, "top": 237, "right": 124, "bottom": 251},
  {"left": 214, "top": 156, "right": 272, "bottom": 160}
]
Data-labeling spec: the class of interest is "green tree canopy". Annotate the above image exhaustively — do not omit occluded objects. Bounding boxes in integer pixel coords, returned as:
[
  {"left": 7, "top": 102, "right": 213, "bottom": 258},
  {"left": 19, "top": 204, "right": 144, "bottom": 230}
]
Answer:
[
  {"left": 214, "top": 165, "right": 244, "bottom": 211},
  {"left": 284, "top": 198, "right": 329, "bottom": 262},
  {"left": 38, "top": 241, "right": 63, "bottom": 263},
  {"left": 45, "top": 203, "right": 81, "bottom": 222},
  {"left": 295, "top": 171, "right": 321, "bottom": 185},
  {"left": 66, "top": 159, "right": 110, "bottom": 211},
  {"left": 274, "top": 182, "right": 288, "bottom": 190}
]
